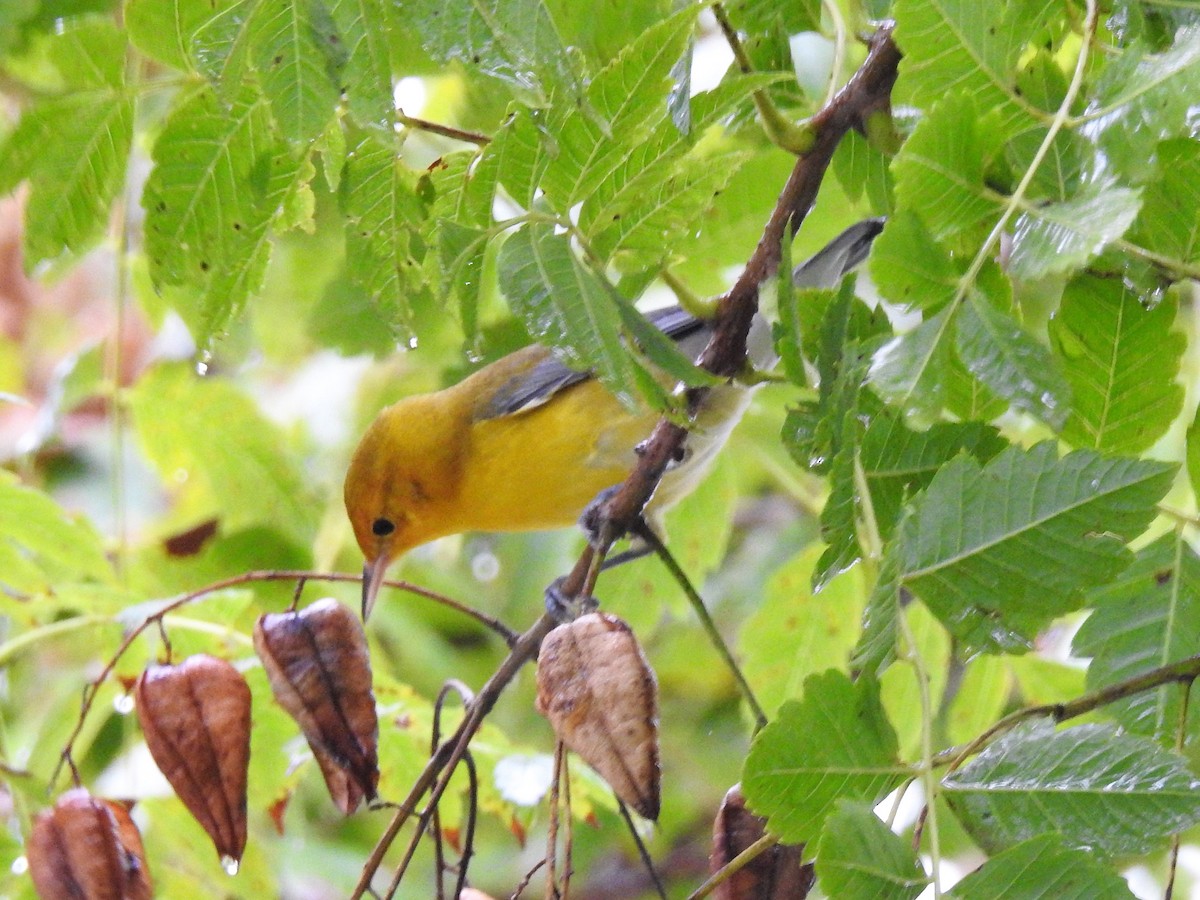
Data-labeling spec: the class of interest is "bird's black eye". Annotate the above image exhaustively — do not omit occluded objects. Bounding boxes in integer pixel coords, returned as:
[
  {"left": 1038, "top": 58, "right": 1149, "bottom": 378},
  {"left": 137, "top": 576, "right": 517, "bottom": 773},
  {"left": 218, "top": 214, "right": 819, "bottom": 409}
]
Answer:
[{"left": 372, "top": 517, "right": 396, "bottom": 537}]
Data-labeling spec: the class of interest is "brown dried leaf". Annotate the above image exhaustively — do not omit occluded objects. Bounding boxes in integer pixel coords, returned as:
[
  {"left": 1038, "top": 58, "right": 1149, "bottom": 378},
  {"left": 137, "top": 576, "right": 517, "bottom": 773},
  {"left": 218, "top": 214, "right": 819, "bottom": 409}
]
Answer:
[
  {"left": 254, "top": 598, "right": 379, "bottom": 810},
  {"left": 711, "top": 784, "right": 813, "bottom": 900},
  {"left": 535, "top": 612, "right": 660, "bottom": 820},
  {"left": 135, "top": 654, "right": 251, "bottom": 864},
  {"left": 311, "top": 742, "right": 367, "bottom": 816},
  {"left": 27, "top": 789, "right": 153, "bottom": 900}
]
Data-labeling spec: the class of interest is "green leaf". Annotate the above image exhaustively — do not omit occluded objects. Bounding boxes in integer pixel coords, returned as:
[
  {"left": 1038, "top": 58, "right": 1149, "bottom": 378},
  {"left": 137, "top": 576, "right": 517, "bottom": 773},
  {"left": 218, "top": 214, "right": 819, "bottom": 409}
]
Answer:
[
  {"left": 328, "top": 0, "right": 396, "bottom": 128},
  {"left": 892, "top": 442, "right": 1174, "bottom": 652},
  {"left": 955, "top": 288, "right": 1070, "bottom": 429},
  {"left": 245, "top": 0, "right": 344, "bottom": 144},
  {"left": 129, "top": 364, "right": 319, "bottom": 546},
  {"left": 944, "top": 834, "right": 1136, "bottom": 899},
  {"left": 868, "top": 305, "right": 955, "bottom": 423},
  {"left": 342, "top": 132, "right": 431, "bottom": 338},
  {"left": 818, "top": 414, "right": 1007, "bottom": 585},
  {"left": 485, "top": 105, "right": 553, "bottom": 210},
  {"left": 1095, "top": 26, "right": 1200, "bottom": 177},
  {"left": 893, "top": 0, "right": 1059, "bottom": 136},
  {"left": 1004, "top": 51, "right": 1090, "bottom": 203},
  {"left": 742, "top": 670, "right": 905, "bottom": 844},
  {"left": 1073, "top": 532, "right": 1200, "bottom": 741},
  {"left": 1007, "top": 180, "right": 1143, "bottom": 281},
  {"left": 0, "top": 19, "right": 133, "bottom": 265},
  {"left": 0, "top": 473, "right": 112, "bottom": 595},
  {"left": 540, "top": 8, "right": 696, "bottom": 210},
  {"left": 405, "top": 0, "right": 574, "bottom": 104},
  {"left": 0, "top": 92, "right": 134, "bottom": 265},
  {"left": 739, "top": 548, "right": 865, "bottom": 715},
  {"left": 587, "top": 148, "right": 748, "bottom": 270},
  {"left": 1129, "top": 137, "right": 1200, "bottom": 264},
  {"left": 143, "top": 85, "right": 301, "bottom": 339},
  {"left": 943, "top": 719, "right": 1200, "bottom": 856},
  {"left": 126, "top": 0, "right": 223, "bottom": 72},
  {"left": 892, "top": 93, "right": 1003, "bottom": 240},
  {"left": 497, "top": 224, "right": 654, "bottom": 408},
  {"left": 869, "top": 211, "right": 962, "bottom": 312},
  {"left": 946, "top": 654, "right": 1012, "bottom": 746},
  {"left": 1189, "top": 404, "right": 1200, "bottom": 506},
  {"left": 1049, "top": 275, "right": 1184, "bottom": 453},
  {"left": 815, "top": 802, "right": 928, "bottom": 900}
]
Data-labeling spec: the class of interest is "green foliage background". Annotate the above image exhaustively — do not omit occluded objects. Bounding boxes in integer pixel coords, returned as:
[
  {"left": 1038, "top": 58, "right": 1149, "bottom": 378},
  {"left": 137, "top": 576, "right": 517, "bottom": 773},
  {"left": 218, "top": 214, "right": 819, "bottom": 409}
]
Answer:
[{"left": 2, "top": 0, "right": 1200, "bottom": 897}]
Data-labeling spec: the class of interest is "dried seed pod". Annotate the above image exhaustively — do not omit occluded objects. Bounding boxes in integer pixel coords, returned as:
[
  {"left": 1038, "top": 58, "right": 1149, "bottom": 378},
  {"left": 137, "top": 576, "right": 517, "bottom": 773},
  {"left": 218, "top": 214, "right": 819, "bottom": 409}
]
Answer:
[
  {"left": 254, "top": 598, "right": 379, "bottom": 810},
  {"left": 535, "top": 612, "right": 660, "bottom": 820},
  {"left": 27, "top": 789, "right": 153, "bottom": 900},
  {"left": 135, "top": 654, "right": 251, "bottom": 865},
  {"left": 711, "top": 784, "right": 813, "bottom": 899}
]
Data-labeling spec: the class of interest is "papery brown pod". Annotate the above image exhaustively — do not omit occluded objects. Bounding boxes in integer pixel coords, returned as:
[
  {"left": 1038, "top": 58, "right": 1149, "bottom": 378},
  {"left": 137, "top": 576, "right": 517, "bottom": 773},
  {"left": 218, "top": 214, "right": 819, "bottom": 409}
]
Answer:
[
  {"left": 254, "top": 598, "right": 379, "bottom": 811},
  {"left": 135, "top": 653, "right": 251, "bottom": 865},
  {"left": 711, "top": 784, "right": 813, "bottom": 899},
  {"left": 27, "top": 789, "right": 153, "bottom": 900},
  {"left": 535, "top": 612, "right": 660, "bottom": 820}
]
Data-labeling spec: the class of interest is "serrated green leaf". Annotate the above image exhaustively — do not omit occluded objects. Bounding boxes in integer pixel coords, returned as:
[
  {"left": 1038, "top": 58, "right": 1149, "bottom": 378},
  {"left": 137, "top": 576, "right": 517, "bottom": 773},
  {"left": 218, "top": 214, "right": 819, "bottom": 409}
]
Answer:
[
  {"left": 328, "top": 0, "right": 395, "bottom": 128},
  {"left": 944, "top": 833, "right": 1136, "bottom": 899},
  {"left": 815, "top": 801, "right": 928, "bottom": 900},
  {"left": 129, "top": 363, "right": 318, "bottom": 546},
  {"left": 868, "top": 305, "right": 955, "bottom": 422},
  {"left": 1049, "top": 275, "right": 1184, "bottom": 453},
  {"left": 893, "top": 93, "right": 1004, "bottom": 240},
  {"left": 893, "top": 442, "right": 1174, "bottom": 652},
  {"left": 590, "top": 149, "right": 748, "bottom": 270},
  {"left": 342, "top": 132, "right": 431, "bottom": 337},
  {"left": 955, "top": 288, "right": 1070, "bottom": 428},
  {"left": 0, "top": 92, "right": 133, "bottom": 265},
  {"left": 818, "top": 414, "right": 1008, "bottom": 586},
  {"left": 1004, "top": 50, "right": 1090, "bottom": 203},
  {"left": 0, "top": 473, "right": 113, "bottom": 595},
  {"left": 946, "top": 654, "right": 1012, "bottom": 745},
  {"left": 486, "top": 105, "right": 552, "bottom": 209},
  {"left": 739, "top": 548, "right": 865, "bottom": 715},
  {"left": 869, "top": 212, "right": 961, "bottom": 311},
  {"left": 498, "top": 224, "right": 645, "bottom": 406},
  {"left": 1073, "top": 532, "right": 1200, "bottom": 741},
  {"left": 1129, "top": 137, "right": 1200, "bottom": 264},
  {"left": 246, "top": 0, "right": 344, "bottom": 144},
  {"left": 893, "top": 0, "right": 1058, "bottom": 136},
  {"left": 405, "top": 0, "right": 574, "bottom": 104},
  {"left": 192, "top": 0, "right": 257, "bottom": 95},
  {"left": 540, "top": 8, "right": 696, "bottom": 210},
  {"left": 944, "top": 719, "right": 1200, "bottom": 856},
  {"left": 742, "top": 670, "right": 905, "bottom": 844},
  {"left": 851, "top": 552, "right": 901, "bottom": 675},
  {"left": 143, "top": 85, "right": 301, "bottom": 338},
  {"left": 126, "top": 0, "right": 226, "bottom": 72},
  {"left": 29, "top": 16, "right": 126, "bottom": 90},
  {"left": 1008, "top": 180, "right": 1142, "bottom": 281},
  {"left": 1095, "top": 25, "right": 1200, "bottom": 177}
]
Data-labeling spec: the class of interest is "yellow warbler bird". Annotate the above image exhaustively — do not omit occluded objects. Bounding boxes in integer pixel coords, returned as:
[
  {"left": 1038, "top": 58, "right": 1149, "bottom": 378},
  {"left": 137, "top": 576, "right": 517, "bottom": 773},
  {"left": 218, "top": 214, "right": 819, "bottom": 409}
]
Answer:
[{"left": 346, "top": 220, "right": 882, "bottom": 617}]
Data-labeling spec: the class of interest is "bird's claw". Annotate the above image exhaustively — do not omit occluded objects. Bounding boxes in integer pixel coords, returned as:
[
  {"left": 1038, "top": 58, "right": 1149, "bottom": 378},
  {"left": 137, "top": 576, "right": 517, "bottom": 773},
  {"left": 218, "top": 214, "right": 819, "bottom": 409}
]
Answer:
[{"left": 545, "top": 576, "right": 599, "bottom": 623}]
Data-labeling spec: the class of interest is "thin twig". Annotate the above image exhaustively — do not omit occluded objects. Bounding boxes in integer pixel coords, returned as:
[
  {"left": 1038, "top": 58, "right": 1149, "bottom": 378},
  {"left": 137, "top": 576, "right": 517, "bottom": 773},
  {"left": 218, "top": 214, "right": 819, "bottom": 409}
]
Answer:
[
  {"left": 398, "top": 112, "right": 491, "bottom": 146},
  {"left": 685, "top": 832, "right": 777, "bottom": 900},
  {"left": 353, "top": 613, "right": 558, "bottom": 898},
  {"left": 635, "top": 523, "right": 768, "bottom": 729},
  {"left": 618, "top": 799, "right": 667, "bottom": 900}
]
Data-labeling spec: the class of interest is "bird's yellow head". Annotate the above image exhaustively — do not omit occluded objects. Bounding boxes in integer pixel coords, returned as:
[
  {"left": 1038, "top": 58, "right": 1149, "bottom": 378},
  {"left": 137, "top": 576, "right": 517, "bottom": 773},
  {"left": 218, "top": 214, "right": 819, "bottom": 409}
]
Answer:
[{"left": 343, "top": 394, "right": 467, "bottom": 619}]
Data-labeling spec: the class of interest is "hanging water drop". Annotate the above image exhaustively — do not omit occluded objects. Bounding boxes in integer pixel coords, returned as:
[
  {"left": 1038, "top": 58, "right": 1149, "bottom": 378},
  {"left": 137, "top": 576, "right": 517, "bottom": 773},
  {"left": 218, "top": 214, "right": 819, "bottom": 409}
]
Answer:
[
  {"left": 113, "top": 693, "right": 135, "bottom": 715},
  {"left": 221, "top": 855, "right": 240, "bottom": 876}
]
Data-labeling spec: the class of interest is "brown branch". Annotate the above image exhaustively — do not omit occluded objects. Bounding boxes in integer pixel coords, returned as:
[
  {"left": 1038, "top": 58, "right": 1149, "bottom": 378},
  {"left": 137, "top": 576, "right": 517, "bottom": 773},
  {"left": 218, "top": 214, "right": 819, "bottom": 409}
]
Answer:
[
  {"left": 566, "top": 22, "right": 901, "bottom": 598},
  {"left": 350, "top": 24, "right": 903, "bottom": 894},
  {"left": 50, "top": 569, "right": 516, "bottom": 791},
  {"left": 398, "top": 112, "right": 491, "bottom": 146},
  {"left": 934, "top": 652, "right": 1200, "bottom": 772}
]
